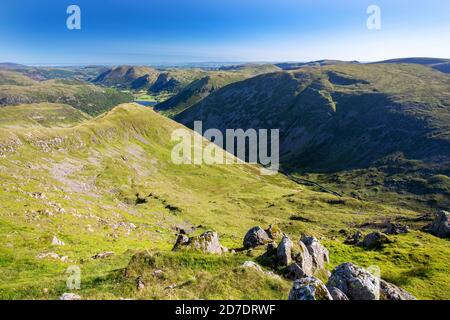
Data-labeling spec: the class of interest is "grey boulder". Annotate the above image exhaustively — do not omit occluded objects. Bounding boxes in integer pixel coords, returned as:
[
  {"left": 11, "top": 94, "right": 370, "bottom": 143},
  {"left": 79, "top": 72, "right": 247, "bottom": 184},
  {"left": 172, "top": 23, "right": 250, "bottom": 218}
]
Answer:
[
  {"left": 361, "top": 232, "right": 391, "bottom": 249},
  {"left": 288, "top": 276, "right": 333, "bottom": 300},
  {"left": 327, "top": 262, "right": 380, "bottom": 300},
  {"left": 173, "top": 231, "right": 228, "bottom": 254},
  {"left": 243, "top": 226, "right": 271, "bottom": 248},
  {"left": 428, "top": 210, "right": 450, "bottom": 238},
  {"left": 380, "top": 280, "right": 416, "bottom": 300}
]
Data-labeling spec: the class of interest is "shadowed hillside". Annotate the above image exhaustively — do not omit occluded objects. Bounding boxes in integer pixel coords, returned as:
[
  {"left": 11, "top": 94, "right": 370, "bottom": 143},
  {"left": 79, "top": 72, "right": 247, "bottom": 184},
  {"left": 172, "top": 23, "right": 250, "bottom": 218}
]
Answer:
[{"left": 174, "top": 64, "right": 450, "bottom": 210}]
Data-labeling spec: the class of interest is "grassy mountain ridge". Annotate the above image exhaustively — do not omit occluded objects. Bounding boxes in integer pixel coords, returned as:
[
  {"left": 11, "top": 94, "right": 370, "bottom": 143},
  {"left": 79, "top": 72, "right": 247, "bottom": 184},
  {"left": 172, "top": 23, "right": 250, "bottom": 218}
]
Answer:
[
  {"left": 374, "top": 58, "right": 450, "bottom": 74},
  {"left": 93, "top": 65, "right": 160, "bottom": 89},
  {"left": 1, "top": 103, "right": 448, "bottom": 299}
]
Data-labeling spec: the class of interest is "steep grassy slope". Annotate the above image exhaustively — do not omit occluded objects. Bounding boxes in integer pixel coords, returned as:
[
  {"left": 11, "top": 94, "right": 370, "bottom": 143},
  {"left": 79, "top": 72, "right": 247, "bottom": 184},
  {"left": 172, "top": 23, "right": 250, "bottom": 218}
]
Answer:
[
  {"left": 0, "top": 103, "right": 91, "bottom": 128},
  {"left": 0, "top": 72, "right": 133, "bottom": 116},
  {"left": 155, "top": 73, "right": 248, "bottom": 117},
  {"left": 175, "top": 64, "right": 450, "bottom": 210},
  {"left": 154, "top": 66, "right": 287, "bottom": 117},
  {"left": 0, "top": 70, "right": 37, "bottom": 86},
  {"left": 0, "top": 103, "right": 448, "bottom": 299}
]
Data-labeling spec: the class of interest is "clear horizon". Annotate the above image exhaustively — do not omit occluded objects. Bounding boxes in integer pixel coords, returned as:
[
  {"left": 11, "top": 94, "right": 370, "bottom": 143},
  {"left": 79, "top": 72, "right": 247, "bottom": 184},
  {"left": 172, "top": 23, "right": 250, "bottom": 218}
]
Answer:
[{"left": 1, "top": 0, "right": 449, "bottom": 65}]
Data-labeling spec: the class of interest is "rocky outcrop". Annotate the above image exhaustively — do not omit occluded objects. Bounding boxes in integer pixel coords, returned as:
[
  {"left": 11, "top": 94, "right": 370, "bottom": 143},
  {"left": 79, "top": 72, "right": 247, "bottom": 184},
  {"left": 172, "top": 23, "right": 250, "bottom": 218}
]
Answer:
[
  {"left": 277, "top": 236, "right": 294, "bottom": 266},
  {"left": 379, "top": 280, "right": 416, "bottom": 300},
  {"left": 288, "top": 277, "right": 333, "bottom": 300},
  {"left": 301, "top": 236, "right": 330, "bottom": 270},
  {"left": 428, "top": 210, "right": 450, "bottom": 238},
  {"left": 173, "top": 231, "right": 228, "bottom": 254},
  {"left": 243, "top": 226, "right": 271, "bottom": 249},
  {"left": 385, "top": 223, "right": 409, "bottom": 235},
  {"left": 361, "top": 232, "right": 391, "bottom": 249},
  {"left": 277, "top": 235, "right": 328, "bottom": 278},
  {"left": 327, "top": 263, "right": 380, "bottom": 300},
  {"left": 326, "top": 262, "right": 416, "bottom": 300},
  {"left": 327, "top": 286, "right": 349, "bottom": 300}
]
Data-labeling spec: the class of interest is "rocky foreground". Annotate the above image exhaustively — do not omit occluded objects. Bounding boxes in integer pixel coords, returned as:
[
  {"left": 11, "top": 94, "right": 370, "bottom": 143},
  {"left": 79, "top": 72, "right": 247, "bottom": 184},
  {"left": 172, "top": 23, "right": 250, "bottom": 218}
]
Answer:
[{"left": 166, "top": 223, "right": 421, "bottom": 301}]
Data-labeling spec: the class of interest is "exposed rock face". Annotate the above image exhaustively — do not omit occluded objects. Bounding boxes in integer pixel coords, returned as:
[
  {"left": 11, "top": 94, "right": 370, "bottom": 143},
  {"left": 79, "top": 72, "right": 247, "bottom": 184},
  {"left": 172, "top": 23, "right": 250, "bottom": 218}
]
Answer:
[
  {"left": 327, "top": 263, "right": 380, "bottom": 300},
  {"left": 59, "top": 293, "right": 81, "bottom": 300},
  {"left": 385, "top": 223, "right": 409, "bottom": 235},
  {"left": 243, "top": 226, "right": 271, "bottom": 248},
  {"left": 428, "top": 210, "right": 450, "bottom": 238},
  {"left": 172, "top": 234, "right": 190, "bottom": 250},
  {"left": 379, "top": 280, "right": 416, "bottom": 300},
  {"left": 277, "top": 236, "right": 294, "bottom": 266},
  {"left": 286, "top": 262, "right": 307, "bottom": 280},
  {"left": 327, "top": 286, "right": 349, "bottom": 300},
  {"left": 361, "top": 232, "right": 391, "bottom": 249},
  {"left": 288, "top": 277, "right": 333, "bottom": 300},
  {"left": 173, "top": 231, "right": 228, "bottom": 254},
  {"left": 277, "top": 235, "right": 328, "bottom": 277},
  {"left": 301, "top": 236, "right": 330, "bottom": 271}
]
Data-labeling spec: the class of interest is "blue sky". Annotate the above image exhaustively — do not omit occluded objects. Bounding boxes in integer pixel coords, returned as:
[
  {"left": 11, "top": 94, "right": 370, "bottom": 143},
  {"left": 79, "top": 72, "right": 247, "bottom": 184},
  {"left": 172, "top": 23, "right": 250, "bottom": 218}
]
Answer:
[{"left": 0, "top": 0, "right": 449, "bottom": 65}]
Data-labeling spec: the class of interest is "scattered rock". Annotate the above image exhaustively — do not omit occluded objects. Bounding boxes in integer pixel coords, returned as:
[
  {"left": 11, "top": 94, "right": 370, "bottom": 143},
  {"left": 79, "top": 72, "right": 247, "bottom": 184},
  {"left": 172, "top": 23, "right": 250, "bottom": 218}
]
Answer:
[
  {"left": 327, "top": 262, "right": 379, "bottom": 300},
  {"left": 385, "top": 223, "right": 409, "bottom": 235},
  {"left": 241, "top": 261, "right": 264, "bottom": 272},
  {"left": 152, "top": 269, "right": 163, "bottom": 278},
  {"left": 344, "top": 230, "right": 363, "bottom": 244},
  {"left": 380, "top": 279, "right": 416, "bottom": 300},
  {"left": 361, "top": 232, "right": 391, "bottom": 249},
  {"left": 327, "top": 286, "right": 349, "bottom": 300},
  {"left": 136, "top": 277, "right": 145, "bottom": 290},
  {"left": 243, "top": 226, "right": 271, "bottom": 249},
  {"left": 59, "top": 293, "right": 81, "bottom": 300},
  {"left": 173, "top": 231, "right": 228, "bottom": 254},
  {"left": 51, "top": 236, "right": 65, "bottom": 246},
  {"left": 288, "top": 276, "right": 333, "bottom": 300},
  {"left": 37, "top": 252, "right": 67, "bottom": 262},
  {"left": 172, "top": 234, "right": 190, "bottom": 250},
  {"left": 428, "top": 210, "right": 450, "bottom": 238},
  {"left": 92, "top": 251, "right": 114, "bottom": 259}
]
